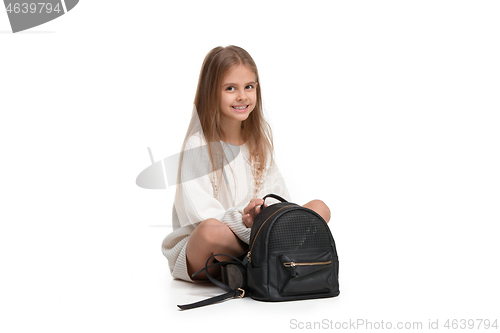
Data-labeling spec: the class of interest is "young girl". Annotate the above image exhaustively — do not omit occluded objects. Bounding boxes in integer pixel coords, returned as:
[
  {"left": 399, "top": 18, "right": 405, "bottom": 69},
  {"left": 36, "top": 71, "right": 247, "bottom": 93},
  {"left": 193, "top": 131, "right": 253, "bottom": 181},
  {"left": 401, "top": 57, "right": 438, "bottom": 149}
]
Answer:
[{"left": 161, "top": 45, "right": 331, "bottom": 282}]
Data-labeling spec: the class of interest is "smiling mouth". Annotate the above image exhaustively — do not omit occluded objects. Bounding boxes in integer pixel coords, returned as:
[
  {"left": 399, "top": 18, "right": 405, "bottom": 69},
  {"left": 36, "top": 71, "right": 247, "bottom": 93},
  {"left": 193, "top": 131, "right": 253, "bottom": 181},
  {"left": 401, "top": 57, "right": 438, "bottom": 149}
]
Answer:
[{"left": 232, "top": 105, "right": 249, "bottom": 110}]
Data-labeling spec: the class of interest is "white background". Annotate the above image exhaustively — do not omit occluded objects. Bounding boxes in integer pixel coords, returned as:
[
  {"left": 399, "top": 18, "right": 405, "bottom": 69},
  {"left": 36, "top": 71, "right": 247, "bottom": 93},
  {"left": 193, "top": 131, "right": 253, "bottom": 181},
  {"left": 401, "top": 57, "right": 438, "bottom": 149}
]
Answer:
[{"left": 1, "top": 1, "right": 499, "bottom": 332}]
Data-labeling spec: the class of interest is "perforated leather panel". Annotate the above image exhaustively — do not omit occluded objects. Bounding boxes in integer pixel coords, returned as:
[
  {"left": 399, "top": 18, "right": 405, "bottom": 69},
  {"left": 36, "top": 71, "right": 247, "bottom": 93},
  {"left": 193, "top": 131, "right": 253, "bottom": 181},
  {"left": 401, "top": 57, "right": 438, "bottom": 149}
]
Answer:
[{"left": 268, "top": 209, "right": 331, "bottom": 252}]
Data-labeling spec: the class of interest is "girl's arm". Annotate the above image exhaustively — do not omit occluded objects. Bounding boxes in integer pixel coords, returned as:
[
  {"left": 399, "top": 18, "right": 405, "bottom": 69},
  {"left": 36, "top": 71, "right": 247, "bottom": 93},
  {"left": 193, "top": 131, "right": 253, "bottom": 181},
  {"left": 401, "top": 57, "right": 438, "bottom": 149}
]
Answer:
[{"left": 174, "top": 134, "right": 251, "bottom": 243}]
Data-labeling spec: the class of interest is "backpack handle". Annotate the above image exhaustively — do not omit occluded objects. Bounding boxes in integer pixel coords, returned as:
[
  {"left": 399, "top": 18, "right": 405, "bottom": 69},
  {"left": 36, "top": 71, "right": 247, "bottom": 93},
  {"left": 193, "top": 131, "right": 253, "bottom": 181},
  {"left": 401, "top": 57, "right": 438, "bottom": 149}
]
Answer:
[{"left": 260, "top": 194, "right": 288, "bottom": 211}]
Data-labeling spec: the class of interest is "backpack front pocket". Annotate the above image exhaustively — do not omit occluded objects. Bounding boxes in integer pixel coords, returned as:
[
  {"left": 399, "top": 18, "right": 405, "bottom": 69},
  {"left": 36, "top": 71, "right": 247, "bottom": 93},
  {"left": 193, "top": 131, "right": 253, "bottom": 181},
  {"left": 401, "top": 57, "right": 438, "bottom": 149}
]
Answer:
[{"left": 277, "top": 251, "right": 335, "bottom": 296}]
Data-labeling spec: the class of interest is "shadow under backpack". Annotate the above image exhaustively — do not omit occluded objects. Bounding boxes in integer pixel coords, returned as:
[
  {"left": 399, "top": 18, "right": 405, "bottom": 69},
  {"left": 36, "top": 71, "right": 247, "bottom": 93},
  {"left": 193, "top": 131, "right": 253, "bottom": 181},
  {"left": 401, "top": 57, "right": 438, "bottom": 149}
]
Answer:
[{"left": 178, "top": 194, "right": 340, "bottom": 310}]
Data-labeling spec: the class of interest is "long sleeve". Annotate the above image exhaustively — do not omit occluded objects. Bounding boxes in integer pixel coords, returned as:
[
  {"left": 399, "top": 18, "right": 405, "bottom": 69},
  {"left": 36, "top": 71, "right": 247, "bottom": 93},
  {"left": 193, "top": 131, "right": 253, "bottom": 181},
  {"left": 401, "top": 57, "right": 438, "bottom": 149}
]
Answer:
[{"left": 173, "top": 134, "right": 251, "bottom": 243}]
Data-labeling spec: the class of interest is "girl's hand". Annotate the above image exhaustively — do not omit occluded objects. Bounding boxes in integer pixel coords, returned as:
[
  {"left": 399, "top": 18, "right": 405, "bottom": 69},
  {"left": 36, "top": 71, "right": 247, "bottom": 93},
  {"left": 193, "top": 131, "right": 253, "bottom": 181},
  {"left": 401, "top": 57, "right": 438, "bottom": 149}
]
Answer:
[{"left": 242, "top": 199, "right": 267, "bottom": 228}]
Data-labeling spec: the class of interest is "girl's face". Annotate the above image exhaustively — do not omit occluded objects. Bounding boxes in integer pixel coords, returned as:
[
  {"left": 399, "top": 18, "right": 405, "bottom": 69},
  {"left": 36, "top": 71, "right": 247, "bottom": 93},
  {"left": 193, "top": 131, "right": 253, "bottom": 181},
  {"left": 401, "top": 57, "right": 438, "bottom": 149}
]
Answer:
[{"left": 219, "top": 64, "right": 257, "bottom": 126}]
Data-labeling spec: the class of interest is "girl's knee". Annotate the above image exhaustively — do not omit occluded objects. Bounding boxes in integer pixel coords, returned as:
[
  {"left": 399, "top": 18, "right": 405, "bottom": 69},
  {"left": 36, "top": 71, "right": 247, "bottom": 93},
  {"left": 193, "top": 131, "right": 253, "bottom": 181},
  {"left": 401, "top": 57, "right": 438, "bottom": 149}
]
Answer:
[
  {"left": 199, "top": 218, "right": 223, "bottom": 228},
  {"left": 306, "top": 199, "right": 331, "bottom": 223},
  {"left": 196, "top": 218, "right": 233, "bottom": 245},
  {"left": 315, "top": 199, "right": 330, "bottom": 214}
]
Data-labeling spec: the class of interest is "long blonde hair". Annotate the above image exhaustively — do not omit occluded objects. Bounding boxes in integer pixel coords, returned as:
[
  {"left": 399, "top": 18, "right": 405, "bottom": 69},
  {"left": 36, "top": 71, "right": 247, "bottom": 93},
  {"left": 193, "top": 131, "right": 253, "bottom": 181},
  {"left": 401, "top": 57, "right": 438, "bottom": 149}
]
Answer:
[{"left": 177, "top": 45, "right": 274, "bottom": 202}]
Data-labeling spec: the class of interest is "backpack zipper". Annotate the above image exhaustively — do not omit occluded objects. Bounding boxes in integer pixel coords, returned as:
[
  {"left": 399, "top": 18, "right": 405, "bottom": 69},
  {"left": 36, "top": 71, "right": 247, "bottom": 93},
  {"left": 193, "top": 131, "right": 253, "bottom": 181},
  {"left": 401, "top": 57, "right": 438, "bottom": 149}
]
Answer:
[
  {"left": 247, "top": 205, "right": 295, "bottom": 262},
  {"left": 283, "top": 260, "right": 332, "bottom": 267}
]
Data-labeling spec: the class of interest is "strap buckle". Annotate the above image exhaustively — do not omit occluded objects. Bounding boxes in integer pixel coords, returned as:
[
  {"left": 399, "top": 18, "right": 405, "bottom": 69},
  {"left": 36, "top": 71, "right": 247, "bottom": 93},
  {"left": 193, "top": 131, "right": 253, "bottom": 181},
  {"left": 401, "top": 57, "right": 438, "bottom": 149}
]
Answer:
[{"left": 236, "top": 288, "right": 245, "bottom": 298}]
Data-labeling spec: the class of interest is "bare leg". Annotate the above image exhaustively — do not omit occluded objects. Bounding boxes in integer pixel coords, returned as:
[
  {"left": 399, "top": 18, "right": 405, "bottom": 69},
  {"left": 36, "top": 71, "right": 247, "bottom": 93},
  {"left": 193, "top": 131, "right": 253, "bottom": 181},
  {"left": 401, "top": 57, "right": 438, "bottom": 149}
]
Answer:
[
  {"left": 186, "top": 218, "right": 247, "bottom": 280},
  {"left": 303, "top": 199, "right": 331, "bottom": 223}
]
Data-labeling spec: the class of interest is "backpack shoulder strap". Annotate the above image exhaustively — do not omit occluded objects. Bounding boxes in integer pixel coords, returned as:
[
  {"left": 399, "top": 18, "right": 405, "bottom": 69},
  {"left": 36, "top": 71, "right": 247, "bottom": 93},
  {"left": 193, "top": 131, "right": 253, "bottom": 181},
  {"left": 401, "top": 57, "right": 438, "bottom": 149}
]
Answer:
[{"left": 177, "top": 253, "right": 247, "bottom": 310}]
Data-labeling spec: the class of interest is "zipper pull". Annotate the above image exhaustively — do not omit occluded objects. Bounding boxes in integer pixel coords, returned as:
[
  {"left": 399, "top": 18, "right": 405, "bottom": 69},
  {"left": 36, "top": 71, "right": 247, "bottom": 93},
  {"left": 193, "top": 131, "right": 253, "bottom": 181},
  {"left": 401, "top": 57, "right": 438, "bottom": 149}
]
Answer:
[
  {"left": 247, "top": 251, "right": 251, "bottom": 263},
  {"left": 284, "top": 262, "right": 297, "bottom": 277}
]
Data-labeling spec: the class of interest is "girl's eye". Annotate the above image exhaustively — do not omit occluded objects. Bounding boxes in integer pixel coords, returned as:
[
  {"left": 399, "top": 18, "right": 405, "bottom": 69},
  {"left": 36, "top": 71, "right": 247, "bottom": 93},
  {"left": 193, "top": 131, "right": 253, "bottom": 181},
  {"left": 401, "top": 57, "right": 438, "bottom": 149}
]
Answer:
[{"left": 225, "top": 85, "right": 255, "bottom": 92}]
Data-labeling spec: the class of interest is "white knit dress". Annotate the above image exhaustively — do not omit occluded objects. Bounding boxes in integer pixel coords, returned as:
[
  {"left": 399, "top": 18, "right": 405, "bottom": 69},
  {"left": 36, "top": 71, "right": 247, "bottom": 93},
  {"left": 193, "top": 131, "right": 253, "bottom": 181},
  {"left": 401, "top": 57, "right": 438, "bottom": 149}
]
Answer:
[{"left": 161, "top": 132, "right": 291, "bottom": 282}]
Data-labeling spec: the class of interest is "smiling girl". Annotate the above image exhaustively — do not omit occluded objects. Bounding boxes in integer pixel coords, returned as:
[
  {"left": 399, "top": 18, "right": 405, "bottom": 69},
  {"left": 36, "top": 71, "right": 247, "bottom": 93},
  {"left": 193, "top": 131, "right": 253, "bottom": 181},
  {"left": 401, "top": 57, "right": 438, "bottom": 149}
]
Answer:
[{"left": 162, "top": 45, "right": 331, "bottom": 282}]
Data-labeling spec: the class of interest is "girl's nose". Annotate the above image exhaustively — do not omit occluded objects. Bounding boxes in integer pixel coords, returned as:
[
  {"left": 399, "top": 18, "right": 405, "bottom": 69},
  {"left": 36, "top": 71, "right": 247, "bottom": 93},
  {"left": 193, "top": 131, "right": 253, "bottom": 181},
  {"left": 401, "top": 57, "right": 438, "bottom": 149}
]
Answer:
[{"left": 237, "top": 91, "right": 247, "bottom": 101}]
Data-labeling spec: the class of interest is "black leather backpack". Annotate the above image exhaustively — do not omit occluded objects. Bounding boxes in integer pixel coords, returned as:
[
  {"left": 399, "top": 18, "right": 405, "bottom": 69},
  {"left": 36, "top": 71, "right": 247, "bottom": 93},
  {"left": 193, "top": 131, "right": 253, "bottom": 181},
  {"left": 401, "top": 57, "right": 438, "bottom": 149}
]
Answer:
[{"left": 178, "top": 194, "right": 340, "bottom": 310}]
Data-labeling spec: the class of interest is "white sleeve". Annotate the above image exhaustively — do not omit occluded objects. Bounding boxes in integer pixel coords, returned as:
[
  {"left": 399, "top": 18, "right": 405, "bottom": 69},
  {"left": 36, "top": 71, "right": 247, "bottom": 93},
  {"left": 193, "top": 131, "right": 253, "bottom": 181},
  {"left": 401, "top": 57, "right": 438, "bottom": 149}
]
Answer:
[
  {"left": 257, "top": 158, "right": 292, "bottom": 205},
  {"left": 174, "top": 135, "right": 251, "bottom": 243}
]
